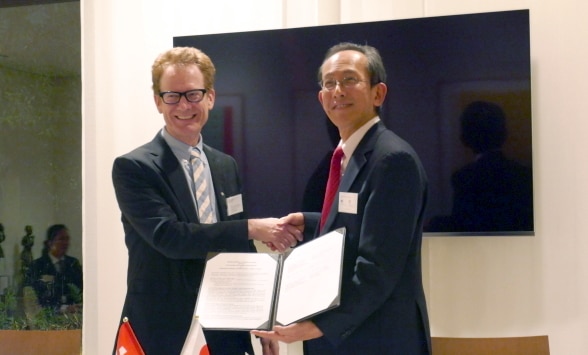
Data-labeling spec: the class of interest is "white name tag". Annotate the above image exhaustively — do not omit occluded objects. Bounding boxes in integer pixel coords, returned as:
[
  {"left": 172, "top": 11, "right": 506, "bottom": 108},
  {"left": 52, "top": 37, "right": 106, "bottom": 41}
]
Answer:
[
  {"left": 226, "top": 194, "right": 244, "bottom": 216},
  {"left": 338, "top": 192, "right": 358, "bottom": 214}
]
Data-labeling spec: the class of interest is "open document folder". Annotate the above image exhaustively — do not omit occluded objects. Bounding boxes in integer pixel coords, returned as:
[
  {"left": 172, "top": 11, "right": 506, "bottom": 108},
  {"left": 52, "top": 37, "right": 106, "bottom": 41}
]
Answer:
[{"left": 194, "top": 227, "right": 346, "bottom": 330}]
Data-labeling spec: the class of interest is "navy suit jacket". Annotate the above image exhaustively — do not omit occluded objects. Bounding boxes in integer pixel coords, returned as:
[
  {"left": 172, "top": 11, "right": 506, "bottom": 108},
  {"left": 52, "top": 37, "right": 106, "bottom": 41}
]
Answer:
[
  {"left": 112, "top": 132, "right": 254, "bottom": 355},
  {"left": 302, "top": 122, "right": 431, "bottom": 355}
]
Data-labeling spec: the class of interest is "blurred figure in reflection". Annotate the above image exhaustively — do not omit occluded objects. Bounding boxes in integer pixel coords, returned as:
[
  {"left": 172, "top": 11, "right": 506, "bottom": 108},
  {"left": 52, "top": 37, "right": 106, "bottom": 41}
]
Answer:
[
  {"left": 426, "top": 101, "right": 533, "bottom": 232},
  {"left": 21, "top": 225, "right": 35, "bottom": 274},
  {"left": 26, "top": 224, "right": 83, "bottom": 313},
  {"left": 302, "top": 116, "right": 341, "bottom": 212}
]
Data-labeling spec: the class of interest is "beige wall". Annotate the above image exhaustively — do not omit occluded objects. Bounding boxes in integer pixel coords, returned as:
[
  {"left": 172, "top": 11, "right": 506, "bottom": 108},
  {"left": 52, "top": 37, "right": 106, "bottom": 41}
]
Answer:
[{"left": 82, "top": 0, "right": 588, "bottom": 354}]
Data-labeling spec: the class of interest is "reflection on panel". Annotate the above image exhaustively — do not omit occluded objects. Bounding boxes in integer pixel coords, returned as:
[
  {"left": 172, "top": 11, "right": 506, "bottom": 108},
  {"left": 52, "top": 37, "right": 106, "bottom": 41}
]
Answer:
[
  {"left": 175, "top": 10, "right": 532, "bottom": 236},
  {"left": 0, "top": 2, "right": 82, "bottom": 331}
]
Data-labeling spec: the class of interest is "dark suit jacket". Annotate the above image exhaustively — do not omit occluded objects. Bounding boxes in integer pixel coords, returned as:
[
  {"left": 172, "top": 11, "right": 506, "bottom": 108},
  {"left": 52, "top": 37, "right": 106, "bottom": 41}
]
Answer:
[
  {"left": 26, "top": 253, "right": 83, "bottom": 308},
  {"left": 302, "top": 122, "right": 431, "bottom": 355},
  {"left": 302, "top": 150, "right": 334, "bottom": 212},
  {"left": 112, "top": 132, "right": 255, "bottom": 355}
]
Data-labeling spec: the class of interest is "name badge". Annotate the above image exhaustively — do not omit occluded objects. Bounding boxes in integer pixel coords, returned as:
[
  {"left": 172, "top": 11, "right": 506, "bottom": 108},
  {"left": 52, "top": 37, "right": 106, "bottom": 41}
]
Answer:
[
  {"left": 226, "top": 194, "right": 244, "bottom": 216},
  {"left": 338, "top": 192, "right": 358, "bottom": 214}
]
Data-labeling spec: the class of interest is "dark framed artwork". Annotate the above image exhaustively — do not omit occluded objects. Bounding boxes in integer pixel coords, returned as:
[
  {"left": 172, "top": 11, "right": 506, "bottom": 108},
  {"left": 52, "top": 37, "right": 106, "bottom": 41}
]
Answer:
[
  {"left": 203, "top": 95, "right": 245, "bottom": 171},
  {"left": 176, "top": 9, "right": 533, "bottom": 236}
]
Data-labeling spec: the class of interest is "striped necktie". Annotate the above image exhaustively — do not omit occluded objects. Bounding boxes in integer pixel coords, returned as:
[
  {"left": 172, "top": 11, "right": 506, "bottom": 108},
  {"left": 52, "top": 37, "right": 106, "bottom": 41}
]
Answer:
[{"left": 191, "top": 148, "right": 215, "bottom": 224}]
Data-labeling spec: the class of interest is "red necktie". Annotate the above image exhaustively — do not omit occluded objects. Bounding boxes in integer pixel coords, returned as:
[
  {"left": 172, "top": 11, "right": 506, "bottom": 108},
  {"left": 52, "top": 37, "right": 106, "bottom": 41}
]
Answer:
[{"left": 320, "top": 146, "right": 344, "bottom": 232}]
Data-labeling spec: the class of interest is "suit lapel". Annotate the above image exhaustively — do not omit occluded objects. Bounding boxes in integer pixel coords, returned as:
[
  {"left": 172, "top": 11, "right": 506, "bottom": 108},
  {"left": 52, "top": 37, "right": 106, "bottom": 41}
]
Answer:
[
  {"left": 323, "top": 122, "right": 382, "bottom": 231},
  {"left": 204, "top": 145, "right": 229, "bottom": 221},
  {"left": 150, "top": 134, "right": 199, "bottom": 222},
  {"left": 341, "top": 122, "right": 382, "bottom": 190}
]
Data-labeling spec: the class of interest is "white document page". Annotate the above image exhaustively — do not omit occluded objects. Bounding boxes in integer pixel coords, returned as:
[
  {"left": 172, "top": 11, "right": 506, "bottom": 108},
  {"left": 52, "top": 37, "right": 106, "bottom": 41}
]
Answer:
[
  {"left": 275, "top": 229, "right": 345, "bottom": 325},
  {"left": 196, "top": 253, "right": 278, "bottom": 329}
]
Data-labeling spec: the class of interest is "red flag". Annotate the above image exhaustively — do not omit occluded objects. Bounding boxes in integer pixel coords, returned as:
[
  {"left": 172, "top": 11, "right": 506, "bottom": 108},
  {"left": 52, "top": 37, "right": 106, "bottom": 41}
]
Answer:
[
  {"left": 181, "top": 316, "right": 210, "bottom": 355},
  {"left": 116, "top": 317, "right": 145, "bottom": 355}
]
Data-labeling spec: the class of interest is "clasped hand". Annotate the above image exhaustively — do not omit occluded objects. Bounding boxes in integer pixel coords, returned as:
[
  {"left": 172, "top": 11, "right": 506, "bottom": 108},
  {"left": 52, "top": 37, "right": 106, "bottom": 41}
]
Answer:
[
  {"left": 260, "top": 213, "right": 305, "bottom": 252},
  {"left": 249, "top": 213, "right": 304, "bottom": 252}
]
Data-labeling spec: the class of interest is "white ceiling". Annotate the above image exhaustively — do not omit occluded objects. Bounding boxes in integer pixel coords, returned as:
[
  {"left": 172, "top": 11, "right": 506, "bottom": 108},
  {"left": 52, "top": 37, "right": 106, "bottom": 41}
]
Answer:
[{"left": 0, "top": 1, "right": 80, "bottom": 76}]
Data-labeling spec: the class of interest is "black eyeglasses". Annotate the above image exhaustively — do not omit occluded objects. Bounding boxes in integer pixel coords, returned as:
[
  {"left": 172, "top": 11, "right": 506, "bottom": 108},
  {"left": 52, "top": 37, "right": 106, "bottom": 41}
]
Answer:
[{"left": 159, "top": 89, "right": 207, "bottom": 104}]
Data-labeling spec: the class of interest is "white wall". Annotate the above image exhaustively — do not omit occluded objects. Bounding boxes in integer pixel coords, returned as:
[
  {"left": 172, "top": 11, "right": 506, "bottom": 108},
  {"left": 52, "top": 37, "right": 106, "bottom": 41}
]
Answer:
[{"left": 82, "top": 0, "right": 588, "bottom": 354}]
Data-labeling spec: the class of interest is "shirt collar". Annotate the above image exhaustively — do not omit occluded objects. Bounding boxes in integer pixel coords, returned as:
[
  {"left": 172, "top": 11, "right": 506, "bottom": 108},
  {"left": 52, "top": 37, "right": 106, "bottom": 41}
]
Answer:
[
  {"left": 49, "top": 253, "right": 62, "bottom": 264},
  {"left": 340, "top": 116, "right": 380, "bottom": 169},
  {"left": 161, "top": 127, "right": 204, "bottom": 161}
]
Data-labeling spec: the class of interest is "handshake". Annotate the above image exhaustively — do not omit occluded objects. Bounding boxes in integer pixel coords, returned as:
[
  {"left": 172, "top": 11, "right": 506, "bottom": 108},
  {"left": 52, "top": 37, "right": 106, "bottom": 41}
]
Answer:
[{"left": 248, "top": 212, "right": 305, "bottom": 252}]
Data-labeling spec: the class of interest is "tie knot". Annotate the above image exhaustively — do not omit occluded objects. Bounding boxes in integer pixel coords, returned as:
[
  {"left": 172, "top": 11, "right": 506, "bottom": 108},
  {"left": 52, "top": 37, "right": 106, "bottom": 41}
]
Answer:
[
  {"left": 191, "top": 148, "right": 202, "bottom": 160},
  {"left": 332, "top": 146, "right": 344, "bottom": 162}
]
